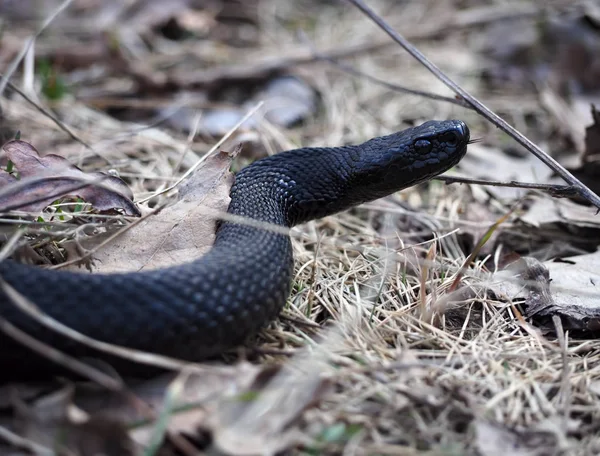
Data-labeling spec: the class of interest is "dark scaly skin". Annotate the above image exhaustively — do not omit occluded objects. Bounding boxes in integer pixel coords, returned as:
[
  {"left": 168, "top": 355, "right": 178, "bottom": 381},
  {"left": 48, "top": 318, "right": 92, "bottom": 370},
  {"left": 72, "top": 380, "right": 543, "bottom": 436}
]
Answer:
[{"left": 0, "top": 120, "right": 469, "bottom": 378}]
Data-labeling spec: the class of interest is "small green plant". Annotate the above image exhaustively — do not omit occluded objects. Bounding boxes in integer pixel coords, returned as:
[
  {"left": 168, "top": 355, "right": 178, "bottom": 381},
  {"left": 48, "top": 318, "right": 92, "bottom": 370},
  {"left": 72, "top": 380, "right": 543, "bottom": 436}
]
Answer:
[
  {"left": 38, "top": 60, "right": 68, "bottom": 101},
  {"left": 73, "top": 197, "right": 85, "bottom": 213},
  {"left": 303, "top": 422, "right": 364, "bottom": 455}
]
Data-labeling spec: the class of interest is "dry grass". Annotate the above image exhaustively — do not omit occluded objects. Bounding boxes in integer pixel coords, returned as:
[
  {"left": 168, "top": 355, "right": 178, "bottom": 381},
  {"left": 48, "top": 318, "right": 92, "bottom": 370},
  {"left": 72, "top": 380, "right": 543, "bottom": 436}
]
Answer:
[{"left": 1, "top": 0, "right": 600, "bottom": 454}]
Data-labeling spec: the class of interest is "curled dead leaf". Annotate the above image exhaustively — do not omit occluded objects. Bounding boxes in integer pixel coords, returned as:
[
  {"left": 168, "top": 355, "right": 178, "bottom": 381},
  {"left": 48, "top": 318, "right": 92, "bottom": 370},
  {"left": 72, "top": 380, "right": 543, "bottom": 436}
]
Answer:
[{"left": 0, "top": 140, "right": 139, "bottom": 216}]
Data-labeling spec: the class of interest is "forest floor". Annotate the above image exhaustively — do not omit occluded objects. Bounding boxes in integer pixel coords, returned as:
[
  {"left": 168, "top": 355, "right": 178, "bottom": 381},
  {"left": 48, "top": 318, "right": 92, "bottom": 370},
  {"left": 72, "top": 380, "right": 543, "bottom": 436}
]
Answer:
[{"left": 1, "top": 0, "right": 600, "bottom": 455}]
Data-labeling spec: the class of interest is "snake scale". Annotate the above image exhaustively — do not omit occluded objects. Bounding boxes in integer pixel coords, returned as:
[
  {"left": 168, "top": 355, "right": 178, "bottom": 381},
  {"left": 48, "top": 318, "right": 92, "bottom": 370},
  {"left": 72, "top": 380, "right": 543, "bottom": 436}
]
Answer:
[{"left": 0, "top": 120, "right": 469, "bottom": 379}]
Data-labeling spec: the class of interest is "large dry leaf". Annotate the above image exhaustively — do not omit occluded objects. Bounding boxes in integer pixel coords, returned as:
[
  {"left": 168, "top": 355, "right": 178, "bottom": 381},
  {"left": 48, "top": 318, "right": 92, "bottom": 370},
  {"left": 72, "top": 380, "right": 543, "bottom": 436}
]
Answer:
[
  {"left": 542, "top": 252, "right": 600, "bottom": 319},
  {"left": 209, "top": 366, "right": 329, "bottom": 455},
  {"left": 0, "top": 140, "right": 139, "bottom": 216},
  {"left": 66, "top": 148, "right": 236, "bottom": 273},
  {"left": 560, "top": 103, "right": 600, "bottom": 196},
  {"left": 492, "top": 252, "right": 600, "bottom": 331},
  {"left": 520, "top": 196, "right": 600, "bottom": 228}
]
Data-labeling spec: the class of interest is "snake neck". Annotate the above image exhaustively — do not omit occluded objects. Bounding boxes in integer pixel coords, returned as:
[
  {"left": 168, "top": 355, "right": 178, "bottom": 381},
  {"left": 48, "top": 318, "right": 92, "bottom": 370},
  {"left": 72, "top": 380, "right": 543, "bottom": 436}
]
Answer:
[
  {"left": 223, "top": 119, "right": 469, "bottom": 231},
  {"left": 226, "top": 145, "right": 361, "bottom": 229}
]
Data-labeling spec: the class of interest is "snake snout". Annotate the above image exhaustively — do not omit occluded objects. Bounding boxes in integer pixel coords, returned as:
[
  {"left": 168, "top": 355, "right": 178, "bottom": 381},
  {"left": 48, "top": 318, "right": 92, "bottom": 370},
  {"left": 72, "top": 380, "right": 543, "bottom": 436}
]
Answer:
[
  {"left": 442, "top": 120, "right": 470, "bottom": 149},
  {"left": 454, "top": 120, "right": 469, "bottom": 139},
  {"left": 443, "top": 120, "right": 470, "bottom": 168}
]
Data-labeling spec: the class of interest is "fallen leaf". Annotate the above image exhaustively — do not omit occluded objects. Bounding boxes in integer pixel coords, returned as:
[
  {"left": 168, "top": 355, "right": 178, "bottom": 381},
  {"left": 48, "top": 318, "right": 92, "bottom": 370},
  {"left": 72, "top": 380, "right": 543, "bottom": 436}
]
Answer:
[
  {"left": 539, "top": 88, "right": 589, "bottom": 156},
  {"left": 118, "top": 0, "right": 191, "bottom": 32},
  {"left": 479, "top": 11, "right": 600, "bottom": 94},
  {"left": 544, "top": 12, "right": 600, "bottom": 94},
  {"left": 584, "top": 104, "right": 600, "bottom": 158},
  {"left": 119, "top": 363, "right": 266, "bottom": 449},
  {"left": 209, "top": 364, "right": 330, "bottom": 455},
  {"left": 491, "top": 252, "right": 600, "bottom": 332},
  {"left": 0, "top": 140, "right": 139, "bottom": 216},
  {"left": 261, "top": 75, "right": 318, "bottom": 128},
  {"left": 520, "top": 196, "right": 600, "bottom": 228},
  {"left": 536, "top": 253, "right": 600, "bottom": 326},
  {"left": 65, "top": 147, "right": 236, "bottom": 273},
  {"left": 562, "top": 104, "right": 600, "bottom": 196}
]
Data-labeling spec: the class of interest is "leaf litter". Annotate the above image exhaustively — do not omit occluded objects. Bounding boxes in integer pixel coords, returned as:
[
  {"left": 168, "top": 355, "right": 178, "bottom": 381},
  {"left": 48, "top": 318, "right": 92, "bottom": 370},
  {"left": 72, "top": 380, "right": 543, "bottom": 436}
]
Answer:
[{"left": 2, "top": 0, "right": 600, "bottom": 455}]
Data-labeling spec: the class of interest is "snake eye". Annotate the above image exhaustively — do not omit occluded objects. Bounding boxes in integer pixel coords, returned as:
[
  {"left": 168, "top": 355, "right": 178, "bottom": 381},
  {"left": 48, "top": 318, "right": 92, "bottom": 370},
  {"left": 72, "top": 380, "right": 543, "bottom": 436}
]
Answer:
[
  {"left": 414, "top": 139, "right": 432, "bottom": 154},
  {"left": 441, "top": 131, "right": 459, "bottom": 147}
]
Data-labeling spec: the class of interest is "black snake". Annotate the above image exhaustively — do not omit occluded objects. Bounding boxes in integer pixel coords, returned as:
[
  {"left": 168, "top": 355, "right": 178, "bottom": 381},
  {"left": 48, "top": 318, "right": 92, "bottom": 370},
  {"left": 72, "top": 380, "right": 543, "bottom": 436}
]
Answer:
[{"left": 0, "top": 120, "right": 469, "bottom": 378}]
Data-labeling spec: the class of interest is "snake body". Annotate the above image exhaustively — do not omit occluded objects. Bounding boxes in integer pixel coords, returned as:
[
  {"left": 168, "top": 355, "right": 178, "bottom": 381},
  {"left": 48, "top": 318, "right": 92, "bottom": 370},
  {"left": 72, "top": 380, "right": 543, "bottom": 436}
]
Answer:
[{"left": 0, "top": 120, "right": 469, "bottom": 378}]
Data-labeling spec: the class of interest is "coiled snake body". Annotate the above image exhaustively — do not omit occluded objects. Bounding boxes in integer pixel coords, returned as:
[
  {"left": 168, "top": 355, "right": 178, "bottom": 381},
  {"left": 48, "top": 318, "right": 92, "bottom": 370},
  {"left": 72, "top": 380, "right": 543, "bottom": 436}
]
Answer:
[{"left": 0, "top": 120, "right": 469, "bottom": 378}]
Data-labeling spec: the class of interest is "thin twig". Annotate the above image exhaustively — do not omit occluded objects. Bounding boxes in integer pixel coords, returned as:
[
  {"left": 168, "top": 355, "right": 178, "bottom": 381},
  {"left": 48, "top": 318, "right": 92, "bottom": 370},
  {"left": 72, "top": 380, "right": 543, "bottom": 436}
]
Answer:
[
  {"left": 553, "top": 315, "right": 572, "bottom": 434},
  {"left": 436, "top": 175, "right": 579, "bottom": 198},
  {"left": 347, "top": 0, "right": 600, "bottom": 210}
]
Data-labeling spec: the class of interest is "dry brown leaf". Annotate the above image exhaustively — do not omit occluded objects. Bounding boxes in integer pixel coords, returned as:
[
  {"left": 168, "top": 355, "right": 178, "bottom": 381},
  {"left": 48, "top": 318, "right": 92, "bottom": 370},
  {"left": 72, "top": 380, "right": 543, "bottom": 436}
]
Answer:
[
  {"left": 118, "top": 0, "right": 192, "bottom": 31},
  {"left": 491, "top": 252, "right": 600, "bottom": 332},
  {"left": 560, "top": 103, "right": 600, "bottom": 196},
  {"left": 584, "top": 104, "right": 600, "bottom": 159},
  {"left": 540, "top": 89, "right": 589, "bottom": 157},
  {"left": 479, "top": 11, "right": 600, "bottom": 95},
  {"left": 126, "top": 356, "right": 328, "bottom": 454},
  {"left": 520, "top": 196, "right": 600, "bottom": 228},
  {"left": 535, "top": 252, "right": 600, "bottom": 327},
  {"left": 75, "top": 365, "right": 257, "bottom": 427},
  {"left": 0, "top": 140, "right": 139, "bottom": 216},
  {"left": 65, "top": 147, "right": 236, "bottom": 273}
]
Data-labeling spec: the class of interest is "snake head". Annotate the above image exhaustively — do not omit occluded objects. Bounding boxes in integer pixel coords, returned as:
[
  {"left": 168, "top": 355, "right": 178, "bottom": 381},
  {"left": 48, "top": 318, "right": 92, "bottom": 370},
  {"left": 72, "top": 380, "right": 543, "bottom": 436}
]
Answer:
[
  {"left": 351, "top": 119, "right": 470, "bottom": 200},
  {"left": 241, "top": 120, "right": 470, "bottom": 227}
]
